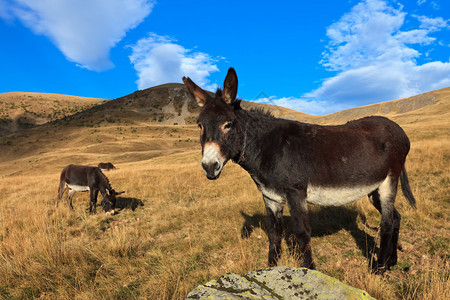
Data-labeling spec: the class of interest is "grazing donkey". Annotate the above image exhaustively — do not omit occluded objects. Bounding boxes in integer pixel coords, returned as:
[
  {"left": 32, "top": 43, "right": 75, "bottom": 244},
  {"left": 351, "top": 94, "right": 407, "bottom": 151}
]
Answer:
[
  {"left": 183, "top": 67, "right": 417, "bottom": 273},
  {"left": 98, "top": 162, "right": 117, "bottom": 171},
  {"left": 57, "top": 164, "right": 124, "bottom": 214}
]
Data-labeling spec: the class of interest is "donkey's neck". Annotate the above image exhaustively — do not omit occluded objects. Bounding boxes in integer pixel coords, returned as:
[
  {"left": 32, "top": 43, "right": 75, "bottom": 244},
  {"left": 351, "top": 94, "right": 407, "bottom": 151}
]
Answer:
[
  {"left": 96, "top": 169, "right": 112, "bottom": 195},
  {"left": 233, "top": 109, "right": 293, "bottom": 173}
]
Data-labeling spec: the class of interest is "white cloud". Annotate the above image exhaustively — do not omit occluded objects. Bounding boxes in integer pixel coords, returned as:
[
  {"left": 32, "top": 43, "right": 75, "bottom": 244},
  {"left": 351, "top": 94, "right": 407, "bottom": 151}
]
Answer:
[
  {"left": 415, "top": 15, "right": 449, "bottom": 31},
  {"left": 4, "top": 0, "right": 153, "bottom": 71},
  {"left": 307, "top": 0, "right": 450, "bottom": 108},
  {"left": 129, "top": 33, "right": 221, "bottom": 90}
]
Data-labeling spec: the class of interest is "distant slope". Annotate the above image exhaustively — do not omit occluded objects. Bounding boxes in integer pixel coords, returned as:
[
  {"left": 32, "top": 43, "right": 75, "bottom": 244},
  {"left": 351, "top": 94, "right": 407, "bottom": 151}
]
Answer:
[
  {"left": 312, "top": 87, "right": 450, "bottom": 125},
  {"left": 3, "top": 86, "right": 448, "bottom": 136},
  {"left": 0, "top": 92, "right": 106, "bottom": 136}
]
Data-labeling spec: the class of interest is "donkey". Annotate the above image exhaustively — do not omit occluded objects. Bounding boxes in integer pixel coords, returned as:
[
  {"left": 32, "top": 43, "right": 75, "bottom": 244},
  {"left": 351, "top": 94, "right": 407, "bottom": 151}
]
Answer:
[
  {"left": 57, "top": 164, "right": 124, "bottom": 215},
  {"left": 183, "top": 67, "right": 417, "bottom": 273},
  {"left": 98, "top": 162, "right": 117, "bottom": 171}
]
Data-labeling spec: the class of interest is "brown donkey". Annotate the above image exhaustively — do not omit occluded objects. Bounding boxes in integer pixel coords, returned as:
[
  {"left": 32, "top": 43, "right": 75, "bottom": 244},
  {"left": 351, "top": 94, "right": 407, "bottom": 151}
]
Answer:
[
  {"left": 57, "top": 164, "right": 124, "bottom": 214},
  {"left": 183, "top": 67, "right": 416, "bottom": 273}
]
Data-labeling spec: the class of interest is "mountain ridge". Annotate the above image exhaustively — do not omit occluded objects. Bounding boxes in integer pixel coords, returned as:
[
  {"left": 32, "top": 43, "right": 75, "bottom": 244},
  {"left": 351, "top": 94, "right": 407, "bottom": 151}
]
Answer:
[{"left": 1, "top": 85, "right": 448, "bottom": 137}]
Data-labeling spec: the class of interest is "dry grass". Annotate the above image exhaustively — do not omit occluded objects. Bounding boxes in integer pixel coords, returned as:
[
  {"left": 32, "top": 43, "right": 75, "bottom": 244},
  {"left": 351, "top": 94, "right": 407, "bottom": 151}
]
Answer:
[
  {"left": 0, "top": 90, "right": 449, "bottom": 299},
  {"left": 0, "top": 92, "right": 106, "bottom": 136}
]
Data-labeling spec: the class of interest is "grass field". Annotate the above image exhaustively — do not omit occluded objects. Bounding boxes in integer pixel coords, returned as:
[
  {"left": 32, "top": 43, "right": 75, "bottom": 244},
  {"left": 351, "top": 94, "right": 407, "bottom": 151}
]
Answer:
[{"left": 0, "top": 89, "right": 448, "bottom": 299}]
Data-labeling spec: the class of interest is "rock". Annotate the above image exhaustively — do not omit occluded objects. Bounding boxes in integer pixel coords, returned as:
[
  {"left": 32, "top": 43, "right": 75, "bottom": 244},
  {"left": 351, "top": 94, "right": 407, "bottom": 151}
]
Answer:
[{"left": 187, "top": 266, "right": 375, "bottom": 299}]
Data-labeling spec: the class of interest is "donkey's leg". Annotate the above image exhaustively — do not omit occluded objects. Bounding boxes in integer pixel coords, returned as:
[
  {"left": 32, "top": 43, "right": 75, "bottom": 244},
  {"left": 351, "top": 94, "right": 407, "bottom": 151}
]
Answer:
[
  {"left": 263, "top": 195, "right": 285, "bottom": 267},
  {"left": 89, "top": 190, "right": 99, "bottom": 214},
  {"left": 387, "top": 208, "right": 401, "bottom": 267},
  {"left": 287, "top": 190, "right": 315, "bottom": 269},
  {"left": 56, "top": 181, "right": 66, "bottom": 207},
  {"left": 369, "top": 176, "right": 399, "bottom": 272},
  {"left": 368, "top": 189, "right": 382, "bottom": 265},
  {"left": 66, "top": 190, "right": 75, "bottom": 210}
]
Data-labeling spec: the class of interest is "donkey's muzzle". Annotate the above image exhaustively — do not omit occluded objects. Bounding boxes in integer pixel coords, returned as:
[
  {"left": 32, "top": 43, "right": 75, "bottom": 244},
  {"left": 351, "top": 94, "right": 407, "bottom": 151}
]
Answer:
[
  {"left": 201, "top": 143, "right": 225, "bottom": 180},
  {"left": 202, "top": 161, "right": 223, "bottom": 180}
]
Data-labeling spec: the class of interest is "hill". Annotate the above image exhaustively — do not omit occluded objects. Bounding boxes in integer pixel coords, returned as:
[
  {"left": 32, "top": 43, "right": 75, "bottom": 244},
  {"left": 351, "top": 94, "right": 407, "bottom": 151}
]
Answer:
[
  {"left": 313, "top": 87, "right": 450, "bottom": 125},
  {"left": 0, "top": 92, "right": 106, "bottom": 136},
  {"left": 0, "top": 85, "right": 448, "bottom": 299}
]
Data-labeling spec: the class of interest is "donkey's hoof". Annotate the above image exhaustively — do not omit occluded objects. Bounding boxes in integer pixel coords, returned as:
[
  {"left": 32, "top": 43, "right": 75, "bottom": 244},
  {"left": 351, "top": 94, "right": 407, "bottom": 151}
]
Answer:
[{"left": 371, "top": 262, "right": 389, "bottom": 275}]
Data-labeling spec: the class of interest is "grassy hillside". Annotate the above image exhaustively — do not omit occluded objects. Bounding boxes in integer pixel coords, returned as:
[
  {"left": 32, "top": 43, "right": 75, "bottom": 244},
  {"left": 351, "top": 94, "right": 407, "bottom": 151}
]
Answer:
[
  {"left": 0, "top": 87, "right": 448, "bottom": 299},
  {"left": 0, "top": 92, "right": 106, "bottom": 136},
  {"left": 313, "top": 87, "right": 450, "bottom": 124}
]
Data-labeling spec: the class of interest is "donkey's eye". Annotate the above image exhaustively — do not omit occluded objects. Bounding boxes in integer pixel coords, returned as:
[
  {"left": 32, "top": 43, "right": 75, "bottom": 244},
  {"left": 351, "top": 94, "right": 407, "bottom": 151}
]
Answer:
[{"left": 222, "top": 122, "right": 233, "bottom": 133}]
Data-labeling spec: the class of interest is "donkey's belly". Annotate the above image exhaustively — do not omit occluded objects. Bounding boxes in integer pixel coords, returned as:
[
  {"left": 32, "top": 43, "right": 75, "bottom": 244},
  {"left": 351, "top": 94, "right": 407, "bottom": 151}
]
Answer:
[
  {"left": 67, "top": 184, "right": 90, "bottom": 192},
  {"left": 306, "top": 182, "right": 381, "bottom": 206}
]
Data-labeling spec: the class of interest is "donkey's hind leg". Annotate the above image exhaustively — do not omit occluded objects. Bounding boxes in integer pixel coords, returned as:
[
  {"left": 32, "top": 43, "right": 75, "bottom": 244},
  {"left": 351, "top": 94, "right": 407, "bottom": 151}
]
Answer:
[
  {"left": 389, "top": 208, "right": 401, "bottom": 267},
  {"left": 67, "top": 190, "right": 76, "bottom": 210},
  {"left": 369, "top": 176, "right": 400, "bottom": 272},
  {"left": 263, "top": 195, "right": 285, "bottom": 267}
]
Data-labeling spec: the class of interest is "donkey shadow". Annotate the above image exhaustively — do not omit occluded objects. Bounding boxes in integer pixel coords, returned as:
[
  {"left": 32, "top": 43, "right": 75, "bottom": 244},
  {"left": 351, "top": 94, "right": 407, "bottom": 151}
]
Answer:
[
  {"left": 115, "top": 197, "right": 144, "bottom": 212},
  {"left": 240, "top": 206, "right": 378, "bottom": 260}
]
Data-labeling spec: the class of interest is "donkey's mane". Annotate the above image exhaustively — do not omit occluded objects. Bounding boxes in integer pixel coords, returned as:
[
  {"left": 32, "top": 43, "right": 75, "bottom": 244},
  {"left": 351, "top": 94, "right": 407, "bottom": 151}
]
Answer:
[
  {"left": 249, "top": 107, "right": 275, "bottom": 118},
  {"left": 98, "top": 168, "right": 112, "bottom": 191}
]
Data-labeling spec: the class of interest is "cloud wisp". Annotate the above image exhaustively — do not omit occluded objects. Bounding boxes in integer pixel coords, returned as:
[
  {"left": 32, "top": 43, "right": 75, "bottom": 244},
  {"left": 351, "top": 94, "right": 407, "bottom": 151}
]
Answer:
[
  {"left": 3, "top": 0, "right": 154, "bottom": 71},
  {"left": 128, "top": 33, "right": 221, "bottom": 90},
  {"left": 306, "top": 0, "right": 450, "bottom": 108}
]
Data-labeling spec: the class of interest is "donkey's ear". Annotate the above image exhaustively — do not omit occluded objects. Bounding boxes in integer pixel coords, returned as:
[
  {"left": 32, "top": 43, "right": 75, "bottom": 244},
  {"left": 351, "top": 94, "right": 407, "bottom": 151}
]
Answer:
[
  {"left": 222, "top": 67, "right": 238, "bottom": 104},
  {"left": 182, "top": 76, "right": 209, "bottom": 107}
]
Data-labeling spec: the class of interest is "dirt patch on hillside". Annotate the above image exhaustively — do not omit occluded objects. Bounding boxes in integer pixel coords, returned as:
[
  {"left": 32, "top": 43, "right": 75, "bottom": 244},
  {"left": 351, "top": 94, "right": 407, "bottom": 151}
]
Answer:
[{"left": 160, "top": 100, "right": 190, "bottom": 125}]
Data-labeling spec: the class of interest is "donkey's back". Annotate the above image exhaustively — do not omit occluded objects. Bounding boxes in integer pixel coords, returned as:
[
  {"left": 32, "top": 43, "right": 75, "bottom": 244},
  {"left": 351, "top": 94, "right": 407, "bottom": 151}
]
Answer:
[
  {"left": 303, "top": 116, "right": 411, "bottom": 184},
  {"left": 292, "top": 116, "right": 413, "bottom": 207},
  {"left": 58, "top": 164, "right": 103, "bottom": 196}
]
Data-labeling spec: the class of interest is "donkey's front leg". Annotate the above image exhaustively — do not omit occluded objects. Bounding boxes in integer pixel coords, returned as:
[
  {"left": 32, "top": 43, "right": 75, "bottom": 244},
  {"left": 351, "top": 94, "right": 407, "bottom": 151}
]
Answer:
[
  {"left": 263, "top": 195, "right": 285, "bottom": 267},
  {"left": 287, "top": 190, "right": 315, "bottom": 269},
  {"left": 89, "top": 190, "right": 99, "bottom": 214}
]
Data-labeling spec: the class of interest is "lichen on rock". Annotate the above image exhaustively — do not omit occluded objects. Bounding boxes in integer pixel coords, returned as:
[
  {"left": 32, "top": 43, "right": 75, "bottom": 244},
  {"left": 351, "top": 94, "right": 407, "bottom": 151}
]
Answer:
[{"left": 187, "top": 266, "right": 376, "bottom": 299}]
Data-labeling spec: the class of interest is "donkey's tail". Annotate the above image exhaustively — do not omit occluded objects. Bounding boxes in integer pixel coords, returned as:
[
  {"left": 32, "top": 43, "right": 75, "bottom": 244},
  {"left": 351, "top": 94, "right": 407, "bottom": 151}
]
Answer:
[
  {"left": 56, "top": 179, "right": 66, "bottom": 208},
  {"left": 400, "top": 165, "right": 417, "bottom": 209},
  {"left": 57, "top": 168, "right": 67, "bottom": 200},
  {"left": 57, "top": 180, "right": 66, "bottom": 200}
]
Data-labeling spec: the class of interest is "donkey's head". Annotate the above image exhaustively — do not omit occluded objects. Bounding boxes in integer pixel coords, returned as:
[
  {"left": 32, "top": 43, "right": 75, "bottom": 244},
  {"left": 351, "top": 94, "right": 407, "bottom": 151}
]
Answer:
[
  {"left": 102, "top": 189, "right": 125, "bottom": 215},
  {"left": 183, "top": 67, "right": 241, "bottom": 180}
]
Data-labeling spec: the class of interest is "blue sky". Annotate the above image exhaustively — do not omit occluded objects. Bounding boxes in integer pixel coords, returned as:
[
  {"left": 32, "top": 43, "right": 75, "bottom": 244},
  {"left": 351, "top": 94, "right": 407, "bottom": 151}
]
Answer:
[{"left": 0, "top": 0, "right": 449, "bottom": 115}]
